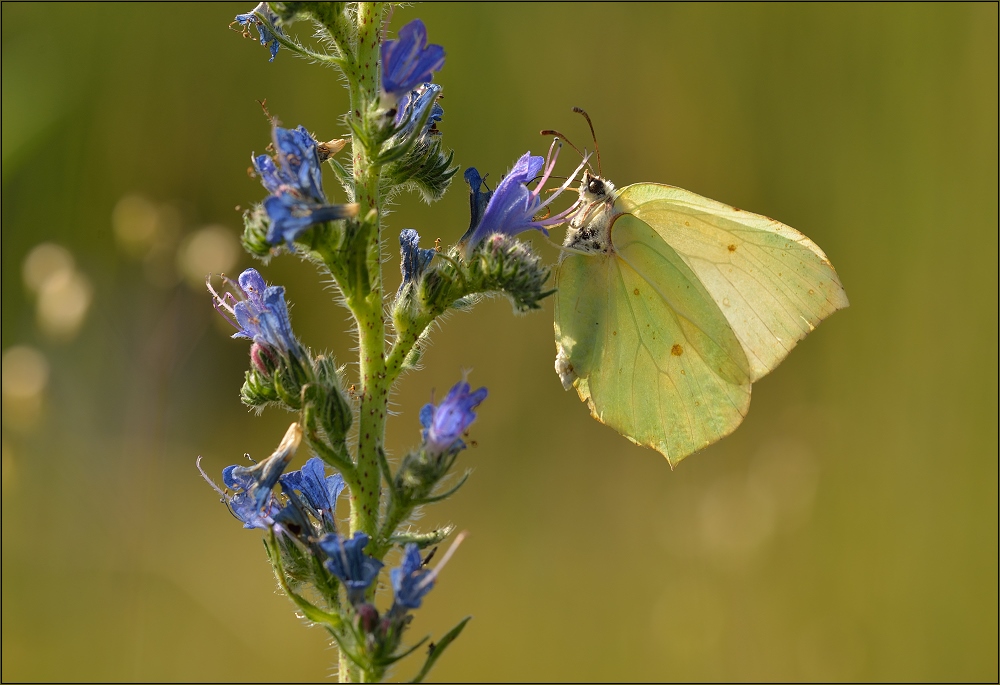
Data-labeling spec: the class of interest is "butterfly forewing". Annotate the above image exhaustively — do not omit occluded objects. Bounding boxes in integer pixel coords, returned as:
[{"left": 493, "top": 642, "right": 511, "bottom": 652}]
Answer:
[{"left": 616, "top": 184, "right": 850, "bottom": 382}]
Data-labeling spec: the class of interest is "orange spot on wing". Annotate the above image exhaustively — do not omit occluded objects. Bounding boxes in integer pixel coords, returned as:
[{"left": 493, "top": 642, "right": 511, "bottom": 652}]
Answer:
[
  {"left": 671, "top": 344, "right": 684, "bottom": 356},
  {"left": 633, "top": 288, "right": 640, "bottom": 295},
  {"left": 727, "top": 244, "right": 737, "bottom": 252}
]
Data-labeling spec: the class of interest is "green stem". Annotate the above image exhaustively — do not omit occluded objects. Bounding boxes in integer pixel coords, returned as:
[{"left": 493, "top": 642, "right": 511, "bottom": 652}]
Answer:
[{"left": 346, "top": 2, "right": 386, "bottom": 539}]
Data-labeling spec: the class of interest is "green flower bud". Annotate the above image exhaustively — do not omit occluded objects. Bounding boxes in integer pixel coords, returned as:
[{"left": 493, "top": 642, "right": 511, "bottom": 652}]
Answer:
[{"left": 241, "top": 204, "right": 274, "bottom": 259}]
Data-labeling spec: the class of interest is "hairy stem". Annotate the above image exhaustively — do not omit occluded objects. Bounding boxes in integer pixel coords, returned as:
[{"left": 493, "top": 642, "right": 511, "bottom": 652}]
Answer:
[{"left": 345, "top": 2, "right": 386, "bottom": 539}]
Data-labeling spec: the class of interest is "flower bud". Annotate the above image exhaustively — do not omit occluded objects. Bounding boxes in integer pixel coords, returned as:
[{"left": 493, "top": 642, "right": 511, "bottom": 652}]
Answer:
[
  {"left": 355, "top": 603, "right": 380, "bottom": 634},
  {"left": 312, "top": 356, "right": 353, "bottom": 441},
  {"left": 241, "top": 204, "right": 274, "bottom": 258},
  {"left": 250, "top": 342, "right": 279, "bottom": 376}
]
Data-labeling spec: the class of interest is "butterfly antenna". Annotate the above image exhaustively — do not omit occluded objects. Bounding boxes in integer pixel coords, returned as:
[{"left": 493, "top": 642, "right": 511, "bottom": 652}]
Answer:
[
  {"left": 539, "top": 129, "right": 592, "bottom": 173},
  {"left": 573, "top": 107, "right": 602, "bottom": 176}
]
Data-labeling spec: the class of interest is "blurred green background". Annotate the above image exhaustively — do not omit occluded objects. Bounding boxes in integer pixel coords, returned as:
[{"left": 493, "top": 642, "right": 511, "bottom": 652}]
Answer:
[{"left": 2, "top": 3, "right": 997, "bottom": 682}]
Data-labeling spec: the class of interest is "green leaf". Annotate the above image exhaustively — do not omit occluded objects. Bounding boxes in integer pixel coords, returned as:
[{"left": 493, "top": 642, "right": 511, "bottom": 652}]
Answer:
[{"left": 408, "top": 616, "right": 472, "bottom": 684}]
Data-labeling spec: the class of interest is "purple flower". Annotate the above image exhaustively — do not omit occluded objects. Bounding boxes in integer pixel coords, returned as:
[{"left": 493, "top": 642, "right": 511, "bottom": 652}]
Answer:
[
  {"left": 463, "top": 142, "right": 590, "bottom": 257},
  {"left": 381, "top": 19, "right": 445, "bottom": 106},
  {"left": 318, "top": 532, "right": 384, "bottom": 605},
  {"left": 251, "top": 125, "right": 358, "bottom": 246},
  {"left": 279, "top": 457, "right": 345, "bottom": 527},
  {"left": 233, "top": 2, "right": 284, "bottom": 62},
  {"left": 399, "top": 228, "right": 436, "bottom": 291},
  {"left": 208, "top": 268, "right": 300, "bottom": 356},
  {"left": 419, "top": 380, "right": 487, "bottom": 455}
]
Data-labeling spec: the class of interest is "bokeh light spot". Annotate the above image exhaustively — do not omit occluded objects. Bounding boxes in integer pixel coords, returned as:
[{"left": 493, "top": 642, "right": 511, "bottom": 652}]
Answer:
[
  {"left": 37, "top": 268, "right": 93, "bottom": 340},
  {"left": 22, "top": 242, "right": 74, "bottom": 294},
  {"left": 1, "top": 345, "right": 50, "bottom": 432},
  {"left": 177, "top": 225, "right": 240, "bottom": 290},
  {"left": 112, "top": 194, "right": 161, "bottom": 257}
]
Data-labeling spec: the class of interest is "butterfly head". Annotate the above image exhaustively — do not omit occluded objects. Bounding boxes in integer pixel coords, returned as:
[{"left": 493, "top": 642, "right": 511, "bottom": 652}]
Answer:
[{"left": 579, "top": 170, "right": 615, "bottom": 205}]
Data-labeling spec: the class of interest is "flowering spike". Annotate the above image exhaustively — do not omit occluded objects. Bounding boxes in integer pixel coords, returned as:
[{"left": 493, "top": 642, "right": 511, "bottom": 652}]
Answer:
[
  {"left": 420, "top": 380, "right": 488, "bottom": 455},
  {"left": 381, "top": 19, "right": 445, "bottom": 107}
]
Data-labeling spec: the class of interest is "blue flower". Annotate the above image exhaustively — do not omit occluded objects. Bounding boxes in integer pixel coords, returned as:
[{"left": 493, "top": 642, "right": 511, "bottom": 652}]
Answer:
[
  {"left": 393, "top": 83, "right": 444, "bottom": 139},
  {"left": 233, "top": 2, "right": 284, "bottom": 62},
  {"left": 388, "top": 532, "right": 466, "bottom": 618},
  {"left": 279, "top": 457, "right": 345, "bottom": 526},
  {"left": 251, "top": 125, "right": 359, "bottom": 246},
  {"left": 459, "top": 167, "right": 494, "bottom": 243},
  {"left": 208, "top": 268, "right": 300, "bottom": 356},
  {"left": 272, "top": 494, "right": 314, "bottom": 542},
  {"left": 319, "top": 532, "right": 385, "bottom": 605},
  {"left": 390, "top": 544, "right": 434, "bottom": 611},
  {"left": 419, "top": 380, "right": 488, "bottom": 455},
  {"left": 262, "top": 192, "right": 358, "bottom": 246},
  {"left": 198, "top": 423, "right": 302, "bottom": 530},
  {"left": 399, "top": 228, "right": 436, "bottom": 292},
  {"left": 254, "top": 126, "right": 326, "bottom": 203},
  {"left": 381, "top": 19, "right": 445, "bottom": 106},
  {"left": 463, "top": 143, "right": 590, "bottom": 256}
]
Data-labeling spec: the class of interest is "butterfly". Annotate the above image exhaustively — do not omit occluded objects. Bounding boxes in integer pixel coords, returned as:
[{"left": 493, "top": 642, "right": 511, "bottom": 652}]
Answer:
[{"left": 554, "top": 154, "right": 849, "bottom": 467}]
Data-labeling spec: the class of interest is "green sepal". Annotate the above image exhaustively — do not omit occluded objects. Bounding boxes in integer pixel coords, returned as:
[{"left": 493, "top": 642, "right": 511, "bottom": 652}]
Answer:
[
  {"left": 265, "top": 531, "right": 345, "bottom": 631},
  {"left": 273, "top": 363, "right": 304, "bottom": 408},
  {"left": 241, "top": 368, "right": 280, "bottom": 407},
  {"left": 241, "top": 204, "right": 275, "bottom": 260},
  {"left": 382, "top": 138, "right": 458, "bottom": 204},
  {"left": 312, "top": 355, "right": 354, "bottom": 441},
  {"left": 408, "top": 617, "right": 472, "bottom": 684},
  {"left": 463, "top": 235, "right": 553, "bottom": 312},
  {"left": 415, "top": 470, "right": 470, "bottom": 505}
]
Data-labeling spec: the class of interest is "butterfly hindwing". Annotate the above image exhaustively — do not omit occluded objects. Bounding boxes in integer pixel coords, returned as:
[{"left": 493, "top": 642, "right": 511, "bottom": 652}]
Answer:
[{"left": 555, "top": 213, "right": 752, "bottom": 466}]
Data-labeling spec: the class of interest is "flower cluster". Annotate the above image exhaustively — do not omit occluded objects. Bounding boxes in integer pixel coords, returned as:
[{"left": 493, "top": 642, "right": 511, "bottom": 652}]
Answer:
[
  {"left": 252, "top": 125, "right": 358, "bottom": 246},
  {"left": 233, "top": 2, "right": 284, "bottom": 62},
  {"left": 200, "top": 402, "right": 472, "bottom": 680}
]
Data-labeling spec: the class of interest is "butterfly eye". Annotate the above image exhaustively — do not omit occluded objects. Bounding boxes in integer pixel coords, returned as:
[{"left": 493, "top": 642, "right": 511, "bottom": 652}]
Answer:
[{"left": 588, "top": 178, "right": 605, "bottom": 195}]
